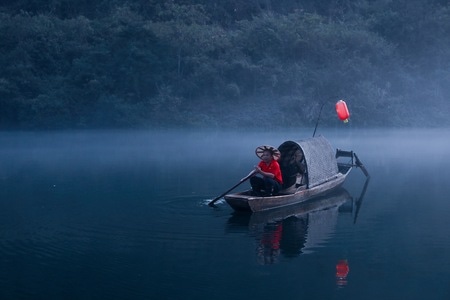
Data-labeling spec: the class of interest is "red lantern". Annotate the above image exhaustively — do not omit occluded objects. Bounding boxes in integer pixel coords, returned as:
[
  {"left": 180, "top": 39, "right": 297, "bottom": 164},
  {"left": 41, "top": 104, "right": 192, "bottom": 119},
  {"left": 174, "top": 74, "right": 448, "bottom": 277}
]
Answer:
[{"left": 336, "top": 100, "right": 350, "bottom": 123}]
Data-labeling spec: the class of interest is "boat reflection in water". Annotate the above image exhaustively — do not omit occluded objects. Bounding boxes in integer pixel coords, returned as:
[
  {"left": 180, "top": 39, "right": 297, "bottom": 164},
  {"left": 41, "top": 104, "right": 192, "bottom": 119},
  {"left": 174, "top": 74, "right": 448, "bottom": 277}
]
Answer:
[{"left": 227, "top": 178, "right": 369, "bottom": 265}]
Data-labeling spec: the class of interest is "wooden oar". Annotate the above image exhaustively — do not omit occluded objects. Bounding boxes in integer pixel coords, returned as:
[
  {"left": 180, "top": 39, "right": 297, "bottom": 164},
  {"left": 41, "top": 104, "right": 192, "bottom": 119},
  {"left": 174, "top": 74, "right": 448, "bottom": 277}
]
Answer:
[{"left": 208, "top": 170, "right": 255, "bottom": 207}]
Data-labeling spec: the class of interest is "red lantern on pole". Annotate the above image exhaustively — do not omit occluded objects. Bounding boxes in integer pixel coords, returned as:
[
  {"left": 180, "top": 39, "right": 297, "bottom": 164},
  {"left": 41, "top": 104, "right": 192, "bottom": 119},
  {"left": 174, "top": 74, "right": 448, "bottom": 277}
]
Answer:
[{"left": 336, "top": 100, "right": 350, "bottom": 123}]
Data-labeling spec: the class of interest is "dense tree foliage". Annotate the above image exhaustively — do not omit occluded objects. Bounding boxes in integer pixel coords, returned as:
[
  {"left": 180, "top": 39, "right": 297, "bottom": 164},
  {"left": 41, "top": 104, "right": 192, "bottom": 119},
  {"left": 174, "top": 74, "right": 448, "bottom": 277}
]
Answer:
[{"left": 1, "top": 0, "right": 449, "bottom": 129}]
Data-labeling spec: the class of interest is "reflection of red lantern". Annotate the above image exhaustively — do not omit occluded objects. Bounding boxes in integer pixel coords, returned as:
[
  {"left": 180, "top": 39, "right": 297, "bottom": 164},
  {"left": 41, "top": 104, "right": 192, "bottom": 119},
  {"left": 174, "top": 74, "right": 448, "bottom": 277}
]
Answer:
[
  {"left": 336, "top": 259, "right": 349, "bottom": 286},
  {"left": 336, "top": 259, "right": 349, "bottom": 278},
  {"left": 336, "top": 100, "right": 350, "bottom": 123}
]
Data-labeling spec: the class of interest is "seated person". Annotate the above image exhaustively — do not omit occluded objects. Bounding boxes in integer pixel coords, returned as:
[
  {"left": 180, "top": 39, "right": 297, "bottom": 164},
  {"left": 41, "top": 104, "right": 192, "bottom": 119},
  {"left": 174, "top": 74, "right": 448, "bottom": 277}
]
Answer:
[
  {"left": 293, "top": 150, "right": 306, "bottom": 187},
  {"left": 280, "top": 149, "right": 306, "bottom": 191},
  {"left": 250, "top": 145, "right": 283, "bottom": 196}
]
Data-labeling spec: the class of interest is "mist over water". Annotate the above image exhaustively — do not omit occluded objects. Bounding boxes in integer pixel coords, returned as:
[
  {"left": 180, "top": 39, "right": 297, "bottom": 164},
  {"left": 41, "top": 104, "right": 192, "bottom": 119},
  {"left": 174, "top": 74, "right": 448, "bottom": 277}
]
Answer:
[{"left": 1, "top": 128, "right": 450, "bottom": 299}]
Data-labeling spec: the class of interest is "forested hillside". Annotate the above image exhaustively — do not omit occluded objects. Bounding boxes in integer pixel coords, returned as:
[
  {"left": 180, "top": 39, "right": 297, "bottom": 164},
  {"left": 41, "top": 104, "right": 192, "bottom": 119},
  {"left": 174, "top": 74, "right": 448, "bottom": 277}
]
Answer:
[{"left": 1, "top": 0, "right": 449, "bottom": 129}]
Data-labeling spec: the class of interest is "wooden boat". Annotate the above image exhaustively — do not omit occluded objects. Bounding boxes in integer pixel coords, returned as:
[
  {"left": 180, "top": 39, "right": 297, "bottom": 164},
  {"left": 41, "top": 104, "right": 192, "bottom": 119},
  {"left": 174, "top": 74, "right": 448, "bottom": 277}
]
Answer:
[{"left": 224, "top": 135, "right": 369, "bottom": 212}]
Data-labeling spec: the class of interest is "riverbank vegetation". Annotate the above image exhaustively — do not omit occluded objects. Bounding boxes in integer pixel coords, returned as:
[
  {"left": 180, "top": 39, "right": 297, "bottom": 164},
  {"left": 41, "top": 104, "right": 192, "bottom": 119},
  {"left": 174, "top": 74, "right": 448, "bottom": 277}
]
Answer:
[{"left": 1, "top": 0, "right": 449, "bottom": 129}]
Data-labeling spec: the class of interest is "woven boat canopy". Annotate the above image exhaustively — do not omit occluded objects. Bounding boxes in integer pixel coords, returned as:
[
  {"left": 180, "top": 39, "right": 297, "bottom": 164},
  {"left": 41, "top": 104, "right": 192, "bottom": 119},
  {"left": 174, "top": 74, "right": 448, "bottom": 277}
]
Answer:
[{"left": 278, "top": 136, "right": 338, "bottom": 188}]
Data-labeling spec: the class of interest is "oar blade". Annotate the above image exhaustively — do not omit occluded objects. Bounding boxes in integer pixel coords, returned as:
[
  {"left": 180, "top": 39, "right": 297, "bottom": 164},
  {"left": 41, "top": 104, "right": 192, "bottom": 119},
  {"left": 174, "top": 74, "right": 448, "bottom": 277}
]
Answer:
[{"left": 208, "top": 170, "right": 255, "bottom": 207}]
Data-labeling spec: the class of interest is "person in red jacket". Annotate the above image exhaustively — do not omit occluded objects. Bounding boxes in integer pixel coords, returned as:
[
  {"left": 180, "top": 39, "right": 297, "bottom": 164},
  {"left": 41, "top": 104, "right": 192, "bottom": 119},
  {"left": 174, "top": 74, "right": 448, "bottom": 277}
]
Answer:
[{"left": 250, "top": 145, "right": 283, "bottom": 196}]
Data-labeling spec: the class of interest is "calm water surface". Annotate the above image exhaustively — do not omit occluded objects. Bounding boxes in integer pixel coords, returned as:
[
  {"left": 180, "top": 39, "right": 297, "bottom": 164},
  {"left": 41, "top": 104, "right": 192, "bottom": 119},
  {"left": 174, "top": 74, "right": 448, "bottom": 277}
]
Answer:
[{"left": 1, "top": 129, "right": 450, "bottom": 299}]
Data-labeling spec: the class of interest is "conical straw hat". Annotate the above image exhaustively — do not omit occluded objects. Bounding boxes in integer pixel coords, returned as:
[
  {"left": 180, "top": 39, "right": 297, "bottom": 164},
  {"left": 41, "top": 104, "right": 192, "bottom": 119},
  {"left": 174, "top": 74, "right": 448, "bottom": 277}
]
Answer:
[{"left": 255, "top": 145, "right": 281, "bottom": 161}]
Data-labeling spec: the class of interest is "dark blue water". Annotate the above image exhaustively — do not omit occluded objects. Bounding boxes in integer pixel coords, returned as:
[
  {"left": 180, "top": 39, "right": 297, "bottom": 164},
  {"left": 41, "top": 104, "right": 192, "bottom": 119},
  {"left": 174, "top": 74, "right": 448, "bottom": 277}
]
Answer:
[{"left": 1, "top": 129, "right": 450, "bottom": 299}]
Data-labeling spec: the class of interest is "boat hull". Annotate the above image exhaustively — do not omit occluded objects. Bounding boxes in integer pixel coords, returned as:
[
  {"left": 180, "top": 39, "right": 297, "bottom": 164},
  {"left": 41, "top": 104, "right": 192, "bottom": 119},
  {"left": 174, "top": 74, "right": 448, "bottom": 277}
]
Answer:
[{"left": 224, "top": 172, "right": 347, "bottom": 212}]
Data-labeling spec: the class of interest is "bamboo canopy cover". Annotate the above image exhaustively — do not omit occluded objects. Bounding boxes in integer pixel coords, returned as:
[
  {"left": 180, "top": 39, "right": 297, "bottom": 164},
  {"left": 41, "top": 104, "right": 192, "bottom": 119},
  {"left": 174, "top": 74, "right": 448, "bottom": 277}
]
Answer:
[{"left": 278, "top": 136, "right": 338, "bottom": 189}]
